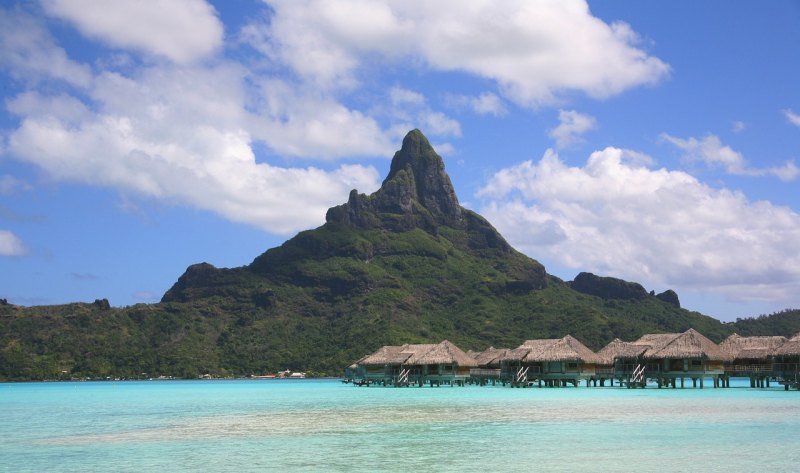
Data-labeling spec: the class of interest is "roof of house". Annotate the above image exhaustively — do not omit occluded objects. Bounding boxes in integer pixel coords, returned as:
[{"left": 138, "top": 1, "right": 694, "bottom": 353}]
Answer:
[
  {"left": 719, "top": 334, "right": 787, "bottom": 361},
  {"left": 358, "top": 341, "right": 477, "bottom": 367},
  {"left": 636, "top": 329, "right": 725, "bottom": 361},
  {"left": 503, "top": 336, "right": 599, "bottom": 363},
  {"left": 596, "top": 338, "right": 649, "bottom": 365}
]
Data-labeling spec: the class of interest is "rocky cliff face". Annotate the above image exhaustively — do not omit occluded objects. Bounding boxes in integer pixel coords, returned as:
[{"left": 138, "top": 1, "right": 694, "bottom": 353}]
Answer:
[{"left": 326, "top": 129, "right": 463, "bottom": 231}]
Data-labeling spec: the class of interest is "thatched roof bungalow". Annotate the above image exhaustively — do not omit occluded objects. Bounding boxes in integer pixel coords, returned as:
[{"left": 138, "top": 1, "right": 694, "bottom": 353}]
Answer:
[
  {"left": 719, "top": 334, "right": 786, "bottom": 362},
  {"left": 773, "top": 334, "right": 800, "bottom": 389},
  {"left": 633, "top": 329, "right": 726, "bottom": 388},
  {"left": 354, "top": 341, "right": 477, "bottom": 386},
  {"left": 502, "top": 335, "right": 599, "bottom": 386}
]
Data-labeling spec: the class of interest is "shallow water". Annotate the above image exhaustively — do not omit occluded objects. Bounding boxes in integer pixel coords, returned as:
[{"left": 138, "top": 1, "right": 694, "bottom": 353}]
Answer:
[{"left": 2, "top": 379, "right": 798, "bottom": 472}]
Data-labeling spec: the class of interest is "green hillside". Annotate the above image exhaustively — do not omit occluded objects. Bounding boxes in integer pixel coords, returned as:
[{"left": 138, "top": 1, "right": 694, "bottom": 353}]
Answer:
[{"left": 1, "top": 130, "right": 798, "bottom": 381}]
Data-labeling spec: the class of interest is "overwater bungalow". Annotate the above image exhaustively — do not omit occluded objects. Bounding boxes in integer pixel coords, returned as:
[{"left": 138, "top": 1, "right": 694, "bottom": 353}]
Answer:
[
  {"left": 774, "top": 333, "right": 800, "bottom": 390},
  {"left": 595, "top": 338, "right": 649, "bottom": 387},
  {"left": 502, "top": 335, "right": 599, "bottom": 387},
  {"left": 719, "top": 334, "right": 787, "bottom": 388},
  {"left": 466, "top": 347, "right": 509, "bottom": 385},
  {"left": 357, "top": 345, "right": 413, "bottom": 385},
  {"left": 354, "top": 341, "right": 477, "bottom": 387},
  {"left": 635, "top": 329, "right": 726, "bottom": 388}
]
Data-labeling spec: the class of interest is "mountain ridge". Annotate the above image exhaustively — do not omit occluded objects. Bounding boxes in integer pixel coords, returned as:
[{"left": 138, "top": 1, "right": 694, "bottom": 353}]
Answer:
[{"left": 2, "top": 129, "right": 799, "bottom": 380}]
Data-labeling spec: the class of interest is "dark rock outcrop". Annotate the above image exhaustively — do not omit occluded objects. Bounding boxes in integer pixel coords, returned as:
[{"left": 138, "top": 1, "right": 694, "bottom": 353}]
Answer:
[
  {"left": 656, "top": 289, "right": 681, "bottom": 308},
  {"left": 569, "top": 272, "right": 649, "bottom": 301}
]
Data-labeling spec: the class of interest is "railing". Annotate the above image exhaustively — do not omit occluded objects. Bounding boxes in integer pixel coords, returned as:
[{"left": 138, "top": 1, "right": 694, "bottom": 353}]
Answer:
[
  {"left": 724, "top": 364, "right": 773, "bottom": 375},
  {"left": 469, "top": 368, "right": 501, "bottom": 377}
]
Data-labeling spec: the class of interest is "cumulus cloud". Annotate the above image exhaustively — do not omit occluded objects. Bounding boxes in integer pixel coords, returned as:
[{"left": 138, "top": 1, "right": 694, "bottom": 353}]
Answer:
[
  {"left": 477, "top": 148, "right": 800, "bottom": 303},
  {"left": 41, "top": 0, "right": 223, "bottom": 64},
  {"left": 5, "top": 69, "right": 383, "bottom": 234},
  {"left": 0, "top": 229, "right": 26, "bottom": 256},
  {"left": 662, "top": 133, "right": 799, "bottom": 182},
  {"left": 446, "top": 92, "right": 508, "bottom": 116},
  {"left": 784, "top": 109, "right": 800, "bottom": 128},
  {"left": 251, "top": 0, "right": 670, "bottom": 104},
  {"left": 548, "top": 109, "right": 596, "bottom": 149},
  {"left": 385, "top": 86, "right": 462, "bottom": 138},
  {"left": 0, "top": 7, "right": 92, "bottom": 87}
]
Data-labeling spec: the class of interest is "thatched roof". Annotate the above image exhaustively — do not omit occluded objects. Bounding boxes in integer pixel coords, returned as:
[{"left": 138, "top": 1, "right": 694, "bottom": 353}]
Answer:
[
  {"left": 359, "top": 345, "right": 409, "bottom": 366},
  {"left": 503, "top": 336, "right": 598, "bottom": 363},
  {"left": 413, "top": 340, "right": 478, "bottom": 367},
  {"left": 500, "top": 347, "right": 535, "bottom": 363},
  {"left": 638, "top": 329, "right": 725, "bottom": 360},
  {"left": 596, "top": 338, "right": 649, "bottom": 365},
  {"left": 522, "top": 335, "right": 599, "bottom": 363},
  {"left": 469, "top": 347, "right": 511, "bottom": 367},
  {"left": 719, "top": 334, "right": 787, "bottom": 361},
  {"left": 358, "top": 341, "right": 477, "bottom": 367},
  {"left": 775, "top": 336, "right": 800, "bottom": 356}
]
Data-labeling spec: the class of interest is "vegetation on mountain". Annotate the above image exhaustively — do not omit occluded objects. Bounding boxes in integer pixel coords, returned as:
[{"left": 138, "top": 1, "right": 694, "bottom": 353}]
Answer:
[{"left": 1, "top": 130, "right": 798, "bottom": 381}]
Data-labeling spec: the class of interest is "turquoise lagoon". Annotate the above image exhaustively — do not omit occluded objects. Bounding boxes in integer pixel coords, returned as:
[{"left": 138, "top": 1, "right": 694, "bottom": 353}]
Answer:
[{"left": 2, "top": 379, "right": 798, "bottom": 472}]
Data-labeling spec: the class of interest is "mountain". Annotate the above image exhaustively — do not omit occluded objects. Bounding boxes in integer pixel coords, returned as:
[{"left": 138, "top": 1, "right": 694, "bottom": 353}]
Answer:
[{"left": 1, "top": 130, "right": 799, "bottom": 380}]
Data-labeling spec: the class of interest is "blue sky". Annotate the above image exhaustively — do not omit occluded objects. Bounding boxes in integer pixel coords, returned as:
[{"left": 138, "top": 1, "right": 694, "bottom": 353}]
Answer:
[{"left": 1, "top": 0, "right": 799, "bottom": 322}]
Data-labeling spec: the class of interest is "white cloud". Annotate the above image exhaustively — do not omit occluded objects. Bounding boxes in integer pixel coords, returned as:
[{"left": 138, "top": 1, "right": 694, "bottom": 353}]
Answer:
[
  {"left": 548, "top": 109, "right": 596, "bottom": 149},
  {"left": 732, "top": 121, "right": 746, "bottom": 133},
  {"left": 0, "top": 230, "right": 26, "bottom": 256},
  {"left": 662, "top": 133, "right": 799, "bottom": 182},
  {"left": 252, "top": 0, "right": 670, "bottom": 104},
  {"left": 477, "top": 148, "right": 800, "bottom": 304},
  {"left": 382, "top": 86, "right": 461, "bottom": 138},
  {"left": 447, "top": 92, "right": 508, "bottom": 116},
  {"left": 784, "top": 109, "right": 800, "bottom": 128},
  {"left": 41, "top": 0, "right": 223, "bottom": 64},
  {"left": 5, "top": 65, "right": 383, "bottom": 235},
  {"left": 0, "top": 7, "right": 92, "bottom": 87}
]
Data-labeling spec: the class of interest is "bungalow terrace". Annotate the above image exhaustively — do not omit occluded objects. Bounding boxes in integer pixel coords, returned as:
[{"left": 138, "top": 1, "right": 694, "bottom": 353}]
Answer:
[
  {"left": 719, "top": 334, "right": 787, "bottom": 388},
  {"left": 353, "top": 341, "right": 477, "bottom": 387},
  {"left": 502, "top": 335, "right": 599, "bottom": 387},
  {"left": 774, "top": 333, "right": 800, "bottom": 390},
  {"left": 636, "top": 329, "right": 726, "bottom": 388}
]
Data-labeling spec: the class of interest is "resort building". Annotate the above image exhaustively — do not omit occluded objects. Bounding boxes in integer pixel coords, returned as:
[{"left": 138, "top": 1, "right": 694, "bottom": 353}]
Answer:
[
  {"left": 719, "top": 334, "right": 787, "bottom": 388},
  {"left": 502, "top": 335, "right": 599, "bottom": 387},
  {"left": 466, "top": 347, "right": 509, "bottom": 385},
  {"left": 634, "top": 329, "right": 726, "bottom": 388},
  {"left": 354, "top": 341, "right": 477, "bottom": 386},
  {"left": 595, "top": 338, "right": 649, "bottom": 387},
  {"left": 774, "top": 333, "right": 800, "bottom": 390}
]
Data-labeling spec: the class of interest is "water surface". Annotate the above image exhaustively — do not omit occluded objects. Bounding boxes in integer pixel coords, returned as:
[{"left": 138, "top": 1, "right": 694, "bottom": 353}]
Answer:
[{"left": 2, "top": 379, "right": 798, "bottom": 472}]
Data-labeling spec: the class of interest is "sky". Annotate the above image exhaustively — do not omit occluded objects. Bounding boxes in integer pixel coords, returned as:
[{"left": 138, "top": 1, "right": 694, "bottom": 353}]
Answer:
[{"left": 1, "top": 0, "right": 799, "bottom": 322}]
